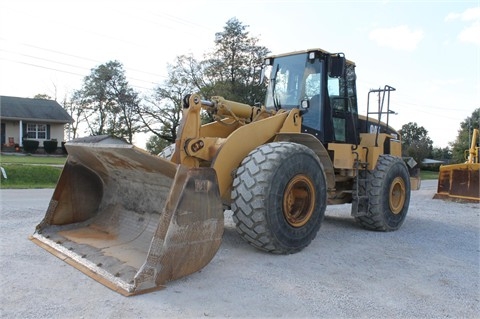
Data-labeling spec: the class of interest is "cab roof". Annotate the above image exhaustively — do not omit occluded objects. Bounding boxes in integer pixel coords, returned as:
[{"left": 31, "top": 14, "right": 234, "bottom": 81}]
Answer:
[{"left": 266, "top": 48, "right": 355, "bottom": 66}]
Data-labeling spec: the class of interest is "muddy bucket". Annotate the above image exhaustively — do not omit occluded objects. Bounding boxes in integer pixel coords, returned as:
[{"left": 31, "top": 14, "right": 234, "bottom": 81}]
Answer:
[{"left": 30, "top": 136, "right": 224, "bottom": 296}]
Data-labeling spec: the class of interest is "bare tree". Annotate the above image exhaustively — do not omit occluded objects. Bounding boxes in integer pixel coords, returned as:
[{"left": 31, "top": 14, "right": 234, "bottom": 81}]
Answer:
[
  {"left": 137, "top": 55, "right": 201, "bottom": 148},
  {"left": 61, "top": 94, "right": 83, "bottom": 140}
]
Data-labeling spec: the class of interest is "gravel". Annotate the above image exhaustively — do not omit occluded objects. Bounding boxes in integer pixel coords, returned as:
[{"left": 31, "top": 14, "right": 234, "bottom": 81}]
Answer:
[{"left": 0, "top": 180, "right": 479, "bottom": 318}]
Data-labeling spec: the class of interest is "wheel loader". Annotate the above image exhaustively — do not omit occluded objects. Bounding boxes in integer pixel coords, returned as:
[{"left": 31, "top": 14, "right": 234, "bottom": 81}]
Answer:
[
  {"left": 31, "top": 48, "right": 411, "bottom": 296},
  {"left": 434, "top": 128, "right": 479, "bottom": 202}
]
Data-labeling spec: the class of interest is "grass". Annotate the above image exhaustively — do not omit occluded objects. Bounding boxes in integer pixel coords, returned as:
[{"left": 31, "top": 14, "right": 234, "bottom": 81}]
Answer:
[
  {"left": 0, "top": 154, "right": 66, "bottom": 188},
  {"left": 0, "top": 152, "right": 439, "bottom": 189},
  {"left": 0, "top": 164, "right": 62, "bottom": 189},
  {"left": 420, "top": 170, "right": 439, "bottom": 180},
  {"left": 0, "top": 154, "right": 67, "bottom": 165}
]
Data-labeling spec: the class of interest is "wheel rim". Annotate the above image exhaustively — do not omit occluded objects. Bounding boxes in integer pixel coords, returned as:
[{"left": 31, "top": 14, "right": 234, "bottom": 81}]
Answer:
[
  {"left": 283, "top": 174, "right": 315, "bottom": 227},
  {"left": 389, "top": 177, "right": 406, "bottom": 214}
]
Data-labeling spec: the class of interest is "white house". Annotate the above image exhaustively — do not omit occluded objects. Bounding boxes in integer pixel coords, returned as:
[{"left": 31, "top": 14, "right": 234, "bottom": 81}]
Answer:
[{"left": 0, "top": 95, "right": 73, "bottom": 148}]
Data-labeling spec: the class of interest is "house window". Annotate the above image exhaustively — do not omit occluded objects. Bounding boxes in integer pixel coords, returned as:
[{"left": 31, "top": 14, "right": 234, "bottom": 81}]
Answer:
[{"left": 27, "top": 123, "right": 47, "bottom": 139}]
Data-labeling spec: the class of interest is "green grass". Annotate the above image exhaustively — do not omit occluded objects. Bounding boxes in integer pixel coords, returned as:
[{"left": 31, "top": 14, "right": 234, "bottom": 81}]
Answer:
[
  {"left": 0, "top": 153, "right": 439, "bottom": 188},
  {"left": 0, "top": 154, "right": 66, "bottom": 188},
  {"left": 420, "top": 170, "right": 439, "bottom": 180},
  {"left": 0, "top": 164, "right": 62, "bottom": 189},
  {"left": 0, "top": 154, "right": 67, "bottom": 165}
]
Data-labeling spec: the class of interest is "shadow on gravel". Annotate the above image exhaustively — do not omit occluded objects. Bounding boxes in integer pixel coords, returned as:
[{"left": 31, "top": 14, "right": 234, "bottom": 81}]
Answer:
[{"left": 323, "top": 215, "right": 358, "bottom": 230}]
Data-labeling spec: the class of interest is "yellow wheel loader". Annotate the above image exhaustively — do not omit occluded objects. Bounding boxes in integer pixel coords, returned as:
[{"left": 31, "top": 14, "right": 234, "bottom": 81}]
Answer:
[
  {"left": 31, "top": 48, "right": 411, "bottom": 296},
  {"left": 434, "top": 128, "right": 479, "bottom": 202}
]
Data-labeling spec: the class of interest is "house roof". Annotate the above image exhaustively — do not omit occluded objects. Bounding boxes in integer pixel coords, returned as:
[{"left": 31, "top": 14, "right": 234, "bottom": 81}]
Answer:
[
  {"left": 0, "top": 95, "right": 73, "bottom": 123},
  {"left": 422, "top": 158, "right": 445, "bottom": 165}
]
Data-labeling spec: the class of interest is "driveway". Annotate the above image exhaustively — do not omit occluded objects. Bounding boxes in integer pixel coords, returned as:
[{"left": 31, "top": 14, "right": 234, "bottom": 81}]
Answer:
[{"left": 0, "top": 180, "right": 478, "bottom": 318}]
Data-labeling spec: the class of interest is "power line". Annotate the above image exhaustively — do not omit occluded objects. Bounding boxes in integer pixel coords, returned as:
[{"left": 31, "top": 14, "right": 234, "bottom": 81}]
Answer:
[
  {"left": 0, "top": 57, "right": 159, "bottom": 92},
  {"left": 20, "top": 41, "right": 167, "bottom": 78},
  {"left": 0, "top": 48, "right": 92, "bottom": 72},
  {"left": 0, "top": 37, "right": 171, "bottom": 90},
  {"left": 0, "top": 57, "right": 86, "bottom": 77},
  {"left": 0, "top": 37, "right": 168, "bottom": 79},
  {"left": 0, "top": 3, "right": 214, "bottom": 58},
  {"left": 356, "top": 78, "right": 475, "bottom": 112},
  {"left": 0, "top": 5, "right": 222, "bottom": 96}
]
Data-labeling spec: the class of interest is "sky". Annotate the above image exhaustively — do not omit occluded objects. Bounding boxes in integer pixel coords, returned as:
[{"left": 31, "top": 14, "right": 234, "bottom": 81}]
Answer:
[{"left": 0, "top": 0, "right": 479, "bottom": 149}]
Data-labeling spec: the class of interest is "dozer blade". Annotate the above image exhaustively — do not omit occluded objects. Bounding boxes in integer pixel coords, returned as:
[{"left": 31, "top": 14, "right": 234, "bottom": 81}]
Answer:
[
  {"left": 30, "top": 136, "right": 224, "bottom": 296},
  {"left": 434, "top": 163, "right": 480, "bottom": 203}
]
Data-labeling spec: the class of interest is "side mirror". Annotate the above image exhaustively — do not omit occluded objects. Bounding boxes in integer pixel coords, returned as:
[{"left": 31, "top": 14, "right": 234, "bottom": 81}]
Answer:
[
  {"left": 300, "top": 99, "right": 309, "bottom": 109},
  {"left": 329, "top": 53, "right": 345, "bottom": 78}
]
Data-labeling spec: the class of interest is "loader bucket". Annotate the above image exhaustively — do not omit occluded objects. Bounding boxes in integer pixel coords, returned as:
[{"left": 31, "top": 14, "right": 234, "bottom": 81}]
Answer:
[
  {"left": 30, "top": 136, "right": 224, "bottom": 296},
  {"left": 433, "top": 163, "right": 480, "bottom": 203}
]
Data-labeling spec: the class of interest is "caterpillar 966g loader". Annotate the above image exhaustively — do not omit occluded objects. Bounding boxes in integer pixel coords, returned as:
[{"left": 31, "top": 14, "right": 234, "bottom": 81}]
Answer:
[{"left": 31, "top": 48, "right": 411, "bottom": 296}]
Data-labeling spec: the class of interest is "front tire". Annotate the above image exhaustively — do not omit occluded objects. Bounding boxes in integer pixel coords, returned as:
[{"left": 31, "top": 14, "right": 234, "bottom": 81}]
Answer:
[
  {"left": 231, "top": 142, "right": 327, "bottom": 254},
  {"left": 355, "top": 155, "right": 411, "bottom": 231}
]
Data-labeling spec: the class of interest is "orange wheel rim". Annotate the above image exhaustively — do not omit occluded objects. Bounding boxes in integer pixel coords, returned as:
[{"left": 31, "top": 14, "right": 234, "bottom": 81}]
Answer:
[
  {"left": 283, "top": 174, "right": 315, "bottom": 227},
  {"left": 389, "top": 177, "right": 406, "bottom": 214}
]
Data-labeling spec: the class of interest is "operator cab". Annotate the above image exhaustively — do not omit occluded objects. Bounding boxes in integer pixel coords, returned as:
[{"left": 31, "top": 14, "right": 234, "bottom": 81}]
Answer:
[{"left": 263, "top": 50, "right": 359, "bottom": 146}]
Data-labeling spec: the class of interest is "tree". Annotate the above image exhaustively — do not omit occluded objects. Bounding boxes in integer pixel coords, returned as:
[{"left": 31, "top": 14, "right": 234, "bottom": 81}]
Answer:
[
  {"left": 137, "top": 18, "right": 270, "bottom": 152},
  {"left": 136, "top": 56, "right": 198, "bottom": 153},
  {"left": 399, "top": 122, "right": 433, "bottom": 164},
  {"left": 114, "top": 86, "right": 141, "bottom": 144},
  {"left": 203, "top": 17, "right": 270, "bottom": 105},
  {"left": 72, "top": 61, "right": 141, "bottom": 143},
  {"left": 431, "top": 146, "right": 452, "bottom": 163},
  {"left": 450, "top": 108, "right": 480, "bottom": 163},
  {"left": 145, "top": 135, "right": 170, "bottom": 155},
  {"left": 61, "top": 96, "right": 82, "bottom": 140},
  {"left": 33, "top": 94, "right": 52, "bottom": 100}
]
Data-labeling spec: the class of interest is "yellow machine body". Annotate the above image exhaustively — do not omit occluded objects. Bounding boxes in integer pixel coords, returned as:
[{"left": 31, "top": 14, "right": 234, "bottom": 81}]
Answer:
[{"left": 434, "top": 129, "right": 480, "bottom": 202}]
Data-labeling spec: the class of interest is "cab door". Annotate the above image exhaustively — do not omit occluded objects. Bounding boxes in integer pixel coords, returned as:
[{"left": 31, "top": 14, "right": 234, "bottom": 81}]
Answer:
[{"left": 325, "top": 64, "right": 359, "bottom": 145}]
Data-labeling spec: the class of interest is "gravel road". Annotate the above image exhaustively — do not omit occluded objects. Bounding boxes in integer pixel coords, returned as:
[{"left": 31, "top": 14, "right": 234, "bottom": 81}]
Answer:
[{"left": 0, "top": 180, "right": 479, "bottom": 318}]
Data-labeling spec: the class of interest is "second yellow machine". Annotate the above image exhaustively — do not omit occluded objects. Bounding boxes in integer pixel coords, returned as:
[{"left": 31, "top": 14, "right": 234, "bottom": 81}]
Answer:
[{"left": 31, "top": 48, "right": 411, "bottom": 295}]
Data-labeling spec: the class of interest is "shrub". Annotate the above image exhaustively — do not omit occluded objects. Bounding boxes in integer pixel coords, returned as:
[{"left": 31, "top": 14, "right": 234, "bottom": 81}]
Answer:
[
  {"left": 43, "top": 140, "right": 58, "bottom": 154},
  {"left": 61, "top": 141, "right": 68, "bottom": 155},
  {"left": 23, "top": 139, "right": 39, "bottom": 153}
]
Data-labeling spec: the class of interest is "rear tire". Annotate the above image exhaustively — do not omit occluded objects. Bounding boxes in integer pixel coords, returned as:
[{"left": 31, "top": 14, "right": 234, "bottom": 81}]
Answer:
[
  {"left": 355, "top": 155, "right": 411, "bottom": 231},
  {"left": 231, "top": 142, "right": 327, "bottom": 254}
]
